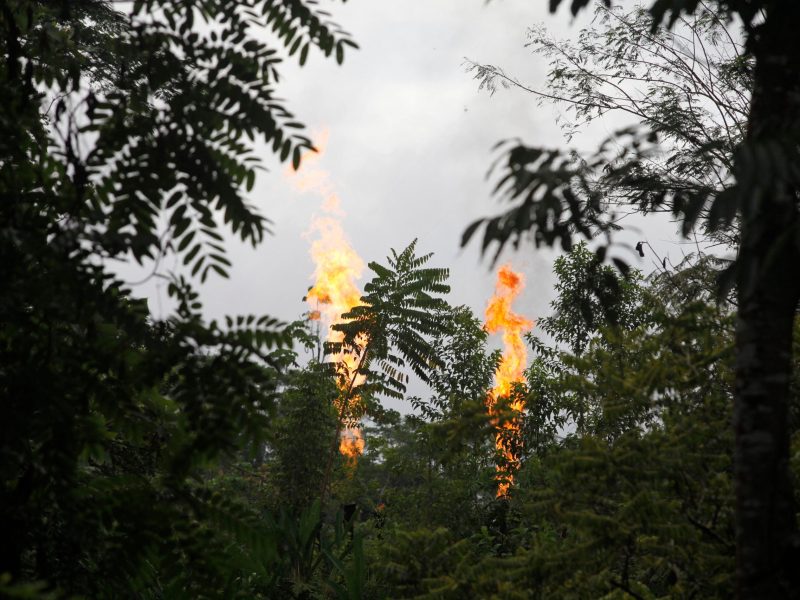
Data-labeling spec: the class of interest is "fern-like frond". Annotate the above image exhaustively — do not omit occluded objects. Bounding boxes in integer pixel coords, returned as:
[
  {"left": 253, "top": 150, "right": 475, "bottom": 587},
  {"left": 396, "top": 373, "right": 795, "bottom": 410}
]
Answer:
[{"left": 330, "top": 239, "right": 451, "bottom": 402}]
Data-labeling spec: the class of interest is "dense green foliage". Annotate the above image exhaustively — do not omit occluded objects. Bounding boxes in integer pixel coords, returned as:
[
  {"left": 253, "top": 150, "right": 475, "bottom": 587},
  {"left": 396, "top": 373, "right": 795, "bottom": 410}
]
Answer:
[
  {"left": 341, "top": 245, "right": 751, "bottom": 599},
  {"left": 121, "top": 242, "right": 749, "bottom": 598},
  {"left": 466, "top": 0, "right": 800, "bottom": 595},
  {"left": 197, "top": 246, "right": 753, "bottom": 598},
  {"left": 0, "top": 0, "right": 361, "bottom": 597}
]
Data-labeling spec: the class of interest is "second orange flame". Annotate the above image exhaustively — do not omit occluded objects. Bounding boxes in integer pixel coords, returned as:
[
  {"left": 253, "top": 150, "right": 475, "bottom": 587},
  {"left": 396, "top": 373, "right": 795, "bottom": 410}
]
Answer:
[{"left": 485, "top": 265, "right": 534, "bottom": 497}]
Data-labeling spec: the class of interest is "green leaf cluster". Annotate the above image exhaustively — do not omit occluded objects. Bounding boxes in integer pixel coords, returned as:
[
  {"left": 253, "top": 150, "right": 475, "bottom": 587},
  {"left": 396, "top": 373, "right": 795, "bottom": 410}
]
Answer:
[{"left": 0, "top": 0, "right": 359, "bottom": 596}]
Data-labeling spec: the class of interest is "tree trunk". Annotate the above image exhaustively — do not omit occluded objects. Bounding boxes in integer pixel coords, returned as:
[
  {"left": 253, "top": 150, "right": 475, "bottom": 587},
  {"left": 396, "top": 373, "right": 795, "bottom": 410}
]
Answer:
[{"left": 735, "top": 7, "right": 800, "bottom": 597}]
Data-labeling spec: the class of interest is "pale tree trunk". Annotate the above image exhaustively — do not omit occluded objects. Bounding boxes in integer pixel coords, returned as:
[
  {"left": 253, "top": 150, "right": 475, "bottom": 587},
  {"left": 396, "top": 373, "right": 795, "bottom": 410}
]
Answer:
[{"left": 735, "top": 6, "right": 800, "bottom": 597}]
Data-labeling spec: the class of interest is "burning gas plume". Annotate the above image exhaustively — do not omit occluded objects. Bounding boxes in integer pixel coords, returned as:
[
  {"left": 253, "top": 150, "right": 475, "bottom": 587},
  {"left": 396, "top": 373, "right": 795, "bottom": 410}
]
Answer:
[
  {"left": 286, "top": 132, "right": 366, "bottom": 465},
  {"left": 484, "top": 265, "right": 534, "bottom": 497},
  {"left": 339, "top": 427, "right": 366, "bottom": 467}
]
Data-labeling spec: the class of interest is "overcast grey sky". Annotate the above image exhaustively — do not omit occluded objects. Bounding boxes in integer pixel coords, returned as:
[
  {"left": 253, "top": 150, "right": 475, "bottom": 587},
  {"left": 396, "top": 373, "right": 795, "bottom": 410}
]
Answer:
[{"left": 130, "top": 1, "right": 683, "bottom": 396}]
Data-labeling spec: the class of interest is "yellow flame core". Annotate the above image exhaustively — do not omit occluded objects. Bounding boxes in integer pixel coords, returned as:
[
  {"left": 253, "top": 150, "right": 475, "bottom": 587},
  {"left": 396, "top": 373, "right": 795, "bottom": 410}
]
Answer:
[
  {"left": 485, "top": 265, "right": 534, "bottom": 497},
  {"left": 287, "top": 132, "right": 366, "bottom": 464},
  {"left": 306, "top": 215, "right": 364, "bottom": 323},
  {"left": 339, "top": 427, "right": 365, "bottom": 469},
  {"left": 306, "top": 215, "right": 367, "bottom": 414}
]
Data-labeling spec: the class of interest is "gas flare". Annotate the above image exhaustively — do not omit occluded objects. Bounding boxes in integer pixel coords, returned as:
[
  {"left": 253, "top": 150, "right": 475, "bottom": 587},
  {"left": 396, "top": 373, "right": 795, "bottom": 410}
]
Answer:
[
  {"left": 484, "top": 265, "right": 534, "bottom": 497},
  {"left": 306, "top": 215, "right": 363, "bottom": 326},
  {"left": 287, "top": 132, "right": 366, "bottom": 463},
  {"left": 306, "top": 213, "right": 366, "bottom": 430},
  {"left": 339, "top": 427, "right": 365, "bottom": 468}
]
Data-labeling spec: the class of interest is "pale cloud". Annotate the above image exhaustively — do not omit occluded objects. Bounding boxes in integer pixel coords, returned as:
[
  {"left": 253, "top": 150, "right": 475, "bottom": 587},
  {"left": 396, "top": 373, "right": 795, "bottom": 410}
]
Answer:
[{"left": 127, "top": 1, "right": 682, "bottom": 404}]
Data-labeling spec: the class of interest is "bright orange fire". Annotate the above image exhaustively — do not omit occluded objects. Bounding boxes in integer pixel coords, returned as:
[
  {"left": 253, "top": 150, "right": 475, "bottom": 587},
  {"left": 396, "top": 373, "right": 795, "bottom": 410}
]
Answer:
[
  {"left": 287, "top": 131, "right": 366, "bottom": 463},
  {"left": 306, "top": 213, "right": 367, "bottom": 439},
  {"left": 339, "top": 427, "right": 365, "bottom": 468},
  {"left": 484, "top": 265, "right": 534, "bottom": 497},
  {"left": 305, "top": 215, "right": 363, "bottom": 326}
]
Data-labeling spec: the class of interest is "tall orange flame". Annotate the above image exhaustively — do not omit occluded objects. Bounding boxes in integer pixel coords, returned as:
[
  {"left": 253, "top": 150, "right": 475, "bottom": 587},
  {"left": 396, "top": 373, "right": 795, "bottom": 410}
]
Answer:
[
  {"left": 484, "top": 265, "right": 534, "bottom": 497},
  {"left": 287, "top": 132, "right": 366, "bottom": 466}
]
